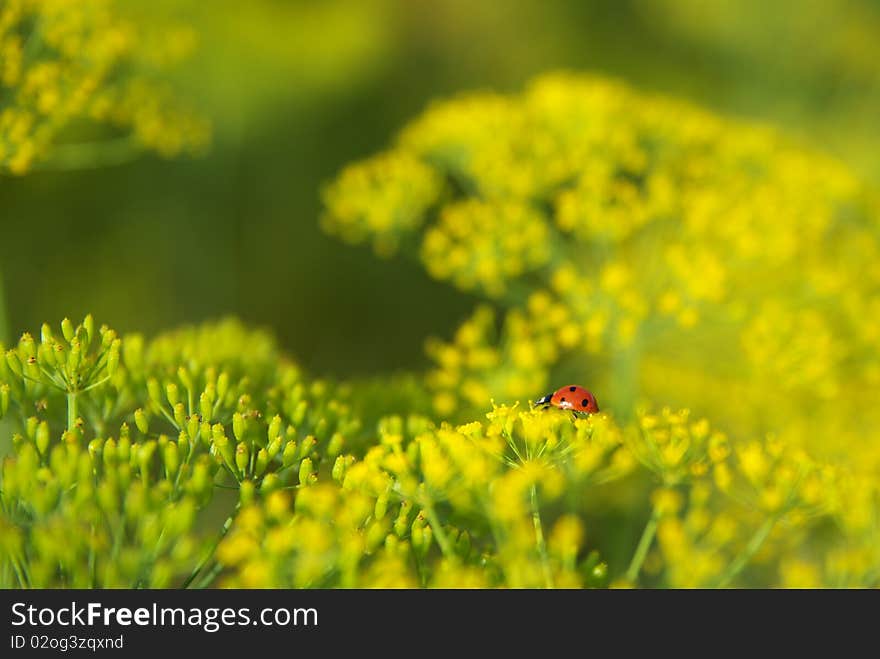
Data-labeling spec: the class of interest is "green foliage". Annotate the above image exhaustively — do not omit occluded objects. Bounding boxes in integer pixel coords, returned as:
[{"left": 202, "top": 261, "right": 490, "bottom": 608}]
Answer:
[
  {"left": 0, "top": 316, "right": 362, "bottom": 587},
  {"left": 3, "top": 316, "right": 879, "bottom": 588}
]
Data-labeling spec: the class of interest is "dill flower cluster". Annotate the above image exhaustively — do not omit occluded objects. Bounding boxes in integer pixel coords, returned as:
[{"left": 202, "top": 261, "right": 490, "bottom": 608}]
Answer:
[
  {"left": 2, "top": 316, "right": 878, "bottom": 587},
  {"left": 321, "top": 72, "right": 880, "bottom": 476},
  {"left": 0, "top": 317, "right": 360, "bottom": 587},
  {"left": 0, "top": 0, "right": 210, "bottom": 174}
]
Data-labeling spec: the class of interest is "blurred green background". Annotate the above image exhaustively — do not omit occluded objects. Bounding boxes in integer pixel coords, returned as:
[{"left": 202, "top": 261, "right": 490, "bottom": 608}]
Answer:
[{"left": 2, "top": 0, "right": 879, "bottom": 378}]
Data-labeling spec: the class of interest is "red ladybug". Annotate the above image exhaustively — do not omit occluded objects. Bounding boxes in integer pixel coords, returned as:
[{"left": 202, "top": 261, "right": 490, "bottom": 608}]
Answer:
[{"left": 535, "top": 385, "right": 599, "bottom": 414}]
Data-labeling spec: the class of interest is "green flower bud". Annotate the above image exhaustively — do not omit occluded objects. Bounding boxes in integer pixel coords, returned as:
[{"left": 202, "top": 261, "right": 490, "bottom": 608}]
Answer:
[
  {"left": 177, "top": 366, "right": 193, "bottom": 392},
  {"left": 38, "top": 341, "right": 56, "bottom": 368},
  {"left": 394, "top": 501, "right": 413, "bottom": 537},
  {"left": 61, "top": 318, "right": 75, "bottom": 343},
  {"left": 298, "top": 457, "right": 313, "bottom": 486},
  {"left": 366, "top": 520, "right": 387, "bottom": 551},
  {"left": 53, "top": 341, "right": 66, "bottom": 368},
  {"left": 147, "top": 378, "right": 162, "bottom": 406},
  {"left": 100, "top": 326, "right": 116, "bottom": 350},
  {"left": 173, "top": 403, "right": 186, "bottom": 429},
  {"left": 385, "top": 534, "right": 406, "bottom": 557},
  {"left": 25, "top": 356, "right": 40, "bottom": 381},
  {"left": 103, "top": 438, "right": 117, "bottom": 468},
  {"left": 239, "top": 480, "right": 256, "bottom": 505},
  {"left": 327, "top": 432, "right": 344, "bottom": 458},
  {"left": 260, "top": 473, "right": 281, "bottom": 494},
  {"left": 40, "top": 323, "right": 54, "bottom": 344},
  {"left": 214, "top": 435, "right": 234, "bottom": 471},
  {"left": 313, "top": 418, "right": 328, "bottom": 442},
  {"left": 67, "top": 339, "right": 82, "bottom": 373},
  {"left": 88, "top": 438, "right": 103, "bottom": 463},
  {"left": 420, "top": 524, "right": 433, "bottom": 556},
  {"left": 374, "top": 491, "right": 390, "bottom": 519},
  {"left": 199, "top": 389, "right": 214, "bottom": 422},
  {"left": 282, "top": 440, "right": 298, "bottom": 467},
  {"left": 216, "top": 371, "right": 230, "bottom": 400},
  {"left": 292, "top": 400, "right": 307, "bottom": 426},
  {"left": 211, "top": 423, "right": 226, "bottom": 443},
  {"left": 106, "top": 339, "right": 121, "bottom": 375},
  {"left": 411, "top": 526, "right": 425, "bottom": 554},
  {"left": 83, "top": 314, "right": 95, "bottom": 347},
  {"left": 19, "top": 333, "right": 36, "bottom": 359},
  {"left": 332, "top": 455, "right": 347, "bottom": 483},
  {"left": 36, "top": 420, "right": 50, "bottom": 455},
  {"left": 118, "top": 435, "right": 131, "bottom": 463},
  {"left": 190, "top": 460, "right": 211, "bottom": 499},
  {"left": 456, "top": 530, "right": 471, "bottom": 557},
  {"left": 166, "top": 382, "right": 180, "bottom": 407},
  {"left": 0, "top": 384, "right": 9, "bottom": 418},
  {"left": 164, "top": 442, "right": 180, "bottom": 478},
  {"left": 178, "top": 430, "right": 191, "bottom": 461},
  {"left": 268, "top": 414, "right": 282, "bottom": 443},
  {"left": 134, "top": 408, "right": 149, "bottom": 434},
  {"left": 267, "top": 437, "right": 282, "bottom": 461},
  {"left": 298, "top": 435, "right": 317, "bottom": 460},
  {"left": 255, "top": 448, "right": 269, "bottom": 477},
  {"left": 5, "top": 350, "right": 23, "bottom": 378},
  {"left": 138, "top": 440, "right": 157, "bottom": 477},
  {"left": 235, "top": 441, "right": 250, "bottom": 475},
  {"left": 26, "top": 416, "right": 38, "bottom": 439},
  {"left": 199, "top": 421, "right": 212, "bottom": 445},
  {"left": 232, "top": 412, "right": 246, "bottom": 442},
  {"left": 186, "top": 415, "right": 200, "bottom": 442}
]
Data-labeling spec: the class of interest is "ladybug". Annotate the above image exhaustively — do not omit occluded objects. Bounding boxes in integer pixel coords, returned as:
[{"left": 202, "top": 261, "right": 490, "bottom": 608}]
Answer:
[{"left": 535, "top": 385, "right": 599, "bottom": 415}]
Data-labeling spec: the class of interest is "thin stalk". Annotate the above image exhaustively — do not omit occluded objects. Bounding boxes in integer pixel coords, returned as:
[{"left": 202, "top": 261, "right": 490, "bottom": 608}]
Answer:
[
  {"left": 625, "top": 507, "right": 660, "bottom": 584},
  {"left": 421, "top": 499, "right": 455, "bottom": 561},
  {"left": 194, "top": 561, "right": 225, "bottom": 589},
  {"left": 0, "top": 268, "right": 9, "bottom": 345},
  {"left": 67, "top": 391, "right": 78, "bottom": 432},
  {"left": 530, "top": 484, "right": 554, "bottom": 588},
  {"left": 9, "top": 554, "right": 29, "bottom": 588},
  {"left": 182, "top": 504, "right": 239, "bottom": 589},
  {"left": 716, "top": 516, "right": 776, "bottom": 588}
]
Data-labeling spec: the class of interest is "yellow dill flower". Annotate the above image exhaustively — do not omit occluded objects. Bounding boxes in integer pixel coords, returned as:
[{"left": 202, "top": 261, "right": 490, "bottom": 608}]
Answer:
[
  {"left": 0, "top": 0, "right": 209, "bottom": 174},
  {"left": 321, "top": 71, "right": 880, "bottom": 494}
]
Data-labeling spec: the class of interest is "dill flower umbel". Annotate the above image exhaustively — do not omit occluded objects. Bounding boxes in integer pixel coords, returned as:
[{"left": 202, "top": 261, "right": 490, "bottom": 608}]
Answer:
[
  {"left": 0, "top": 0, "right": 210, "bottom": 174},
  {"left": 1, "top": 316, "right": 879, "bottom": 588},
  {"left": 322, "top": 71, "right": 880, "bottom": 476}
]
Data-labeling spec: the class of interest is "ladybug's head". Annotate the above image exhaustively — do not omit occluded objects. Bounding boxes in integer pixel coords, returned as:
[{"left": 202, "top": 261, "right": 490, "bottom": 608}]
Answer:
[{"left": 534, "top": 392, "right": 554, "bottom": 407}]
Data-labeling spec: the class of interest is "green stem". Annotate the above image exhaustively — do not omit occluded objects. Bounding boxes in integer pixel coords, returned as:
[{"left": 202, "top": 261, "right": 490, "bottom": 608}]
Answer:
[
  {"left": 182, "top": 504, "right": 239, "bottom": 589},
  {"left": 9, "top": 554, "right": 29, "bottom": 588},
  {"left": 530, "top": 485, "right": 554, "bottom": 588},
  {"left": 716, "top": 516, "right": 776, "bottom": 588},
  {"left": 421, "top": 500, "right": 455, "bottom": 561},
  {"left": 0, "top": 268, "right": 9, "bottom": 345},
  {"left": 67, "top": 391, "right": 78, "bottom": 432},
  {"left": 625, "top": 507, "right": 660, "bottom": 585},
  {"left": 194, "top": 561, "right": 225, "bottom": 589}
]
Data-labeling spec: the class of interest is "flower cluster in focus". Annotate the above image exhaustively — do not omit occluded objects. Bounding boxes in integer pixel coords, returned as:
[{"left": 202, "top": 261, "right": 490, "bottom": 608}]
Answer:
[{"left": 321, "top": 72, "right": 880, "bottom": 478}]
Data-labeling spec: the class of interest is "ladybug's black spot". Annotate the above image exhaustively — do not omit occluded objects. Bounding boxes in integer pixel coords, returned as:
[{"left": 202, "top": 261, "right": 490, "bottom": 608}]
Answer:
[
  {"left": 569, "top": 386, "right": 577, "bottom": 392},
  {"left": 560, "top": 397, "right": 566, "bottom": 402},
  {"left": 582, "top": 399, "right": 589, "bottom": 407}
]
